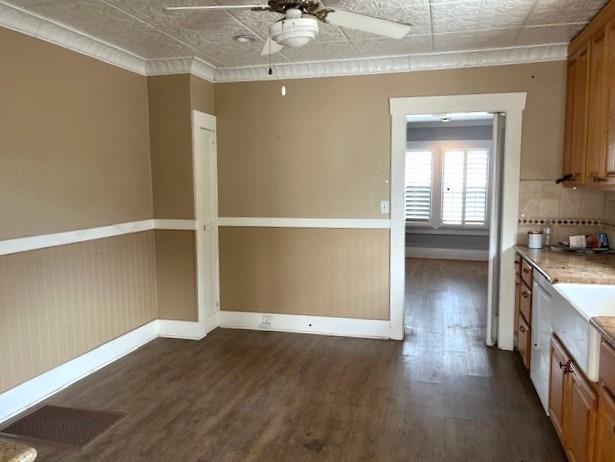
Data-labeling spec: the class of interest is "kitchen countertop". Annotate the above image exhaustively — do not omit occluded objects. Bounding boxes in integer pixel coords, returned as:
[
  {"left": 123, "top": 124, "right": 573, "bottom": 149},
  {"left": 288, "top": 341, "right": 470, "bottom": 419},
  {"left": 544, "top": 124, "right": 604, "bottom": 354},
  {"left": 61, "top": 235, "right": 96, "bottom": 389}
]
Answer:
[
  {"left": 515, "top": 245, "right": 615, "bottom": 285},
  {"left": 592, "top": 317, "right": 615, "bottom": 348},
  {"left": 0, "top": 439, "right": 36, "bottom": 462}
]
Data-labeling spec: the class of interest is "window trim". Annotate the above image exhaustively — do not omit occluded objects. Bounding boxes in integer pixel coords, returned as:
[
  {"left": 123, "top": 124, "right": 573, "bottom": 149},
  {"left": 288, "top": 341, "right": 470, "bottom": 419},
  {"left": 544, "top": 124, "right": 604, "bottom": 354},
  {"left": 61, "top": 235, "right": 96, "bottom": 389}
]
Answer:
[{"left": 405, "top": 139, "right": 492, "bottom": 231}]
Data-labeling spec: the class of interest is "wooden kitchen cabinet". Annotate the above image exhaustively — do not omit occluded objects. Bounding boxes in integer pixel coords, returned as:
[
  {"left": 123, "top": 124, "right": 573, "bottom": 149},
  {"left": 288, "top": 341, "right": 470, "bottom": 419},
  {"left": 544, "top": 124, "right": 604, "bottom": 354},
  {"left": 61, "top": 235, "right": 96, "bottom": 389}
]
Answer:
[
  {"left": 586, "top": 28, "right": 609, "bottom": 184},
  {"left": 566, "top": 363, "right": 597, "bottom": 462},
  {"left": 596, "top": 340, "right": 615, "bottom": 460},
  {"left": 550, "top": 335, "right": 571, "bottom": 445},
  {"left": 596, "top": 386, "right": 615, "bottom": 462},
  {"left": 564, "top": 43, "right": 590, "bottom": 186},
  {"left": 518, "top": 315, "right": 531, "bottom": 370},
  {"left": 606, "top": 19, "right": 615, "bottom": 185},
  {"left": 563, "top": 1, "right": 615, "bottom": 189}
]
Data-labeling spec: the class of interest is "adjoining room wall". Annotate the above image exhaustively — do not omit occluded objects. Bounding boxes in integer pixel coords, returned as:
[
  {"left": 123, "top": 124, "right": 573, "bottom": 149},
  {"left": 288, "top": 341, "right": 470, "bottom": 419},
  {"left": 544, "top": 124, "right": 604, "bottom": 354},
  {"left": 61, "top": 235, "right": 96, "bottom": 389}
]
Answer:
[
  {"left": 0, "top": 26, "right": 157, "bottom": 393},
  {"left": 215, "top": 61, "right": 566, "bottom": 320}
]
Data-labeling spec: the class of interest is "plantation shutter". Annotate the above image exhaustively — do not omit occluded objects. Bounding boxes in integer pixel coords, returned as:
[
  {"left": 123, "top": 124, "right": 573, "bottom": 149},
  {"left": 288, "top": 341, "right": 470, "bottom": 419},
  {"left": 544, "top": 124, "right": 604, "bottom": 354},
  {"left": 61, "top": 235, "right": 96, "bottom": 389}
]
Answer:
[
  {"left": 404, "top": 151, "right": 432, "bottom": 222},
  {"left": 442, "top": 149, "right": 489, "bottom": 226}
]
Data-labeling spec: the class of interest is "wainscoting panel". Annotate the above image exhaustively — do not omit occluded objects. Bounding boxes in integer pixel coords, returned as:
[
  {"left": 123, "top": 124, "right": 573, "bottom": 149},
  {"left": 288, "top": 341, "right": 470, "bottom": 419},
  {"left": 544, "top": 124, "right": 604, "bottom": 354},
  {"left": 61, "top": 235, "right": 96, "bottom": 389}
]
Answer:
[
  {"left": 0, "top": 231, "right": 158, "bottom": 393},
  {"left": 219, "top": 227, "right": 390, "bottom": 320}
]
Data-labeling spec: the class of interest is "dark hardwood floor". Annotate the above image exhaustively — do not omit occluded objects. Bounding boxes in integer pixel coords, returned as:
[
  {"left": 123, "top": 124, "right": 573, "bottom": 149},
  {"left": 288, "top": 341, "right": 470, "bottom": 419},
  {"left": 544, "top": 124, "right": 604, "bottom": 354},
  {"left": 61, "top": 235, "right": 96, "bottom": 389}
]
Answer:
[{"left": 5, "top": 258, "right": 565, "bottom": 461}]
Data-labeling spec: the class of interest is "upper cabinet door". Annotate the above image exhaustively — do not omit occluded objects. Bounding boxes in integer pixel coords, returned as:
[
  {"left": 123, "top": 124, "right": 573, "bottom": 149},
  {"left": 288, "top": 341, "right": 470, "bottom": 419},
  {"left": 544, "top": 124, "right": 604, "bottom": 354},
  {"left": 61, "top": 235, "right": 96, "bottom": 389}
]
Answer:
[
  {"left": 564, "top": 43, "right": 590, "bottom": 185},
  {"left": 605, "top": 19, "right": 615, "bottom": 185},
  {"left": 587, "top": 28, "right": 609, "bottom": 183}
]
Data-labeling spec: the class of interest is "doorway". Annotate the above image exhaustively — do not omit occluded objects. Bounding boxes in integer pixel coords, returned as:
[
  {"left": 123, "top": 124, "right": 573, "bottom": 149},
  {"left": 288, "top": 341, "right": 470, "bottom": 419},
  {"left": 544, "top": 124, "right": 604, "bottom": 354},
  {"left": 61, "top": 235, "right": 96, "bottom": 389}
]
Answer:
[
  {"left": 389, "top": 94, "right": 526, "bottom": 350},
  {"left": 193, "top": 110, "right": 220, "bottom": 335}
]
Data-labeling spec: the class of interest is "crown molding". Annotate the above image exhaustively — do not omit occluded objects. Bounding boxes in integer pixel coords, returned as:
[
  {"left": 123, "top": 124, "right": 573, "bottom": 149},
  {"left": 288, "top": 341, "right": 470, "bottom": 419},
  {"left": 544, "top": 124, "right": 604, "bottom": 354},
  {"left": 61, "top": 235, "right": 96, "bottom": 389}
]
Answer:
[
  {"left": 0, "top": 1, "right": 567, "bottom": 84},
  {"left": 214, "top": 44, "right": 568, "bottom": 82},
  {"left": 0, "top": 0, "right": 147, "bottom": 75},
  {"left": 146, "top": 57, "right": 216, "bottom": 82}
]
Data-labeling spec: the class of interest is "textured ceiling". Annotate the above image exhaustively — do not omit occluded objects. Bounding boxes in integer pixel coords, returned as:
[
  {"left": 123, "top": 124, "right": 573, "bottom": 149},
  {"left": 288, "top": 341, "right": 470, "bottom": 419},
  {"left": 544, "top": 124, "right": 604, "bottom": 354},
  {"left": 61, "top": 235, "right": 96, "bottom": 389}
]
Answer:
[{"left": 3, "top": 0, "right": 608, "bottom": 68}]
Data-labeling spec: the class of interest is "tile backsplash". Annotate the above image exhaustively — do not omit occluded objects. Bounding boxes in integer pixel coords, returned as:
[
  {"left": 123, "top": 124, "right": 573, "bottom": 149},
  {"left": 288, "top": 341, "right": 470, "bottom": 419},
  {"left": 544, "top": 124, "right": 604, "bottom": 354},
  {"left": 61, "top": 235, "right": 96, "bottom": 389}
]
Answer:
[{"left": 517, "top": 180, "right": 614, "bottom": 247}]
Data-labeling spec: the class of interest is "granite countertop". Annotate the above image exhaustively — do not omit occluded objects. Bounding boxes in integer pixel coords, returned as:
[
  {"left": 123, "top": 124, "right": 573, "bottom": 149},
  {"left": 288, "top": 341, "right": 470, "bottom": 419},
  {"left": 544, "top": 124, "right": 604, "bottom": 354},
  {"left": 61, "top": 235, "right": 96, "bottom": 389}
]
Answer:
[
  {"left": 515, "top": 245, "right": 615, "bottom": 285},
  {"left": 591, "top": 316, "right": 615, "bottom": 348},
  {"left": 0, "top": 439, "right": 36, "bottom": 462}
]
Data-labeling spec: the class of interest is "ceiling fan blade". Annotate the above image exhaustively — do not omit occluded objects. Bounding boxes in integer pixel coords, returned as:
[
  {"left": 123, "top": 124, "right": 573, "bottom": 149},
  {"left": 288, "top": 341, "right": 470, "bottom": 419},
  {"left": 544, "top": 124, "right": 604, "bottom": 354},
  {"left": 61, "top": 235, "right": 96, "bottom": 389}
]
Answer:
[
  {"left": 326, "top": 9, "right": 411, "bottom": 39},
  {"left": 260, "top": 37, "right": 283, "bottom": 56},
  {"left": 164, "top": 5, "right": 267, "bottom": 11}
]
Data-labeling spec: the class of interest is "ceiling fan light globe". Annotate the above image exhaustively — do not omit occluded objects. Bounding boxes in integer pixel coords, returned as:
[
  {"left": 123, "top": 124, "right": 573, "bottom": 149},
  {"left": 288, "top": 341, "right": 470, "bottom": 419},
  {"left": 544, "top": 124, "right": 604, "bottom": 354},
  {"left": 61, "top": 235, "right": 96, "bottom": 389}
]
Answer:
[{"left": 270, "top": 16, "right": 318, "bottom": 48}]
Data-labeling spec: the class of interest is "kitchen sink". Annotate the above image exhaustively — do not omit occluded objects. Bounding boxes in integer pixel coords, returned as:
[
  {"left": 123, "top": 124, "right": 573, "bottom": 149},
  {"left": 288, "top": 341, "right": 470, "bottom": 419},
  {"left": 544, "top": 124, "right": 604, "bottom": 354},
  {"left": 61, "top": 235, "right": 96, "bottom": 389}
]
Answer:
[{"left": 552, "top": 283, "right": 615, "bottom": 381}]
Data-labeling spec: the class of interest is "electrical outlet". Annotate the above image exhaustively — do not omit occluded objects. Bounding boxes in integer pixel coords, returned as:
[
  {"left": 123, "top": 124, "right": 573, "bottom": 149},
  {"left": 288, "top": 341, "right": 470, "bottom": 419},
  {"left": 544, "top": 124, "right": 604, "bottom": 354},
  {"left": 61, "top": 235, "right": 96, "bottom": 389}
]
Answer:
[
  {"left": 380, "top": 200, "right": 390, "bottom": 214},
  {"left": 259, "top": 315, "right": 272, "bottom": 329}
]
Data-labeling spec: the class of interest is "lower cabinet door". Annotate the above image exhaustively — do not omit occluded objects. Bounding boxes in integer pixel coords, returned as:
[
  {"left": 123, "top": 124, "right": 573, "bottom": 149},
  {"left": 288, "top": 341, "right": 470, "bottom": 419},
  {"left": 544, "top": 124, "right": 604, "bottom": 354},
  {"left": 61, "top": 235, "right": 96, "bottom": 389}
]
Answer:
[
  {"left": 518, "top": 315, "right": 531, "bottom": 369},
  {"left": 550, "top": 336, "right": 570, "bottom": 444},
  {"left": 596, "top": 386, "right": 615, "bottom": 462},
  {"left": 566, "top": 363, "right": 597, "bottom": 462}
]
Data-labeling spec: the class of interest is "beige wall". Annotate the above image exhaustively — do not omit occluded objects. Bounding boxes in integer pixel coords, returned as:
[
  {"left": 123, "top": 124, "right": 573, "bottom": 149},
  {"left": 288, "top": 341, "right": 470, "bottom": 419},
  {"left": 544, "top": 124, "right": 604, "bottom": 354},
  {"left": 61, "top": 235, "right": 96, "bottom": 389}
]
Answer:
[
  {"left": 155, "top": 230, "right": 198, "bottom": 321},
  {"left": 0, "top": 232, "right": 158, "bottom": 393},
  {"left": 148, "top": 74, "right": 195, "bottom": 219},
  {"left": 191, "top": 75, "right": 216, "bottom": 114},
  {"left": 215, "top": 61, "right": 566, "bottom": 219},
  {"left": 219, "top": 227, "right": 389, "bottom": 320},
  {"left": 0, "top": 27, "right": 152, "bottom": 241},
  {"left": 215, "top": 61, "right": 566, "bottom": 319}
]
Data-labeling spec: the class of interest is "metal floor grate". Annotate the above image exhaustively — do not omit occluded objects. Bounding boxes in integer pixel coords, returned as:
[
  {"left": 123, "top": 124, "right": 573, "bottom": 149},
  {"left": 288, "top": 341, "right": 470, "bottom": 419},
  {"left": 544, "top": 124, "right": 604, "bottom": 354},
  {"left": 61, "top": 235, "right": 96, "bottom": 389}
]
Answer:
[{"left": 0, "top": 405, "right": 124, "bottom": 448}]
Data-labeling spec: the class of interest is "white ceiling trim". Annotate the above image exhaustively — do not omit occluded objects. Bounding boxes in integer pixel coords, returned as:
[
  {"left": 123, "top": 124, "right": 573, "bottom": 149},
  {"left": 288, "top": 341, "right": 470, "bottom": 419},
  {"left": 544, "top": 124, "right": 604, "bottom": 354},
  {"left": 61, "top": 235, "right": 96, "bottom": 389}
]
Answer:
[
  {"left": 215, "top": 44, "right": 567, "bottom": 82},
  {"left": 0, "top": 0, "right": 147, "bottom": 75},
  {"left": 1, "top": 0, "right": 567, "bottom": 84}
]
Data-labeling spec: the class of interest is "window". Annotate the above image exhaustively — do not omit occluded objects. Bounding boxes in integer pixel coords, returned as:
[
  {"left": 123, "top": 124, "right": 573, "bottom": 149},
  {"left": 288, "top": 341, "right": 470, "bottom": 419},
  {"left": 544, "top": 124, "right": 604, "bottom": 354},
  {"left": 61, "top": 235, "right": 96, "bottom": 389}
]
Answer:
[
  {"left": 404, "top": 151, "right": 432, "bottom": 222},
  {"left": 442, "top": 149, "right": 489, "bottom": 226},
  {"left": 405, "top": 141, "right": 491, "bottom": 229}
]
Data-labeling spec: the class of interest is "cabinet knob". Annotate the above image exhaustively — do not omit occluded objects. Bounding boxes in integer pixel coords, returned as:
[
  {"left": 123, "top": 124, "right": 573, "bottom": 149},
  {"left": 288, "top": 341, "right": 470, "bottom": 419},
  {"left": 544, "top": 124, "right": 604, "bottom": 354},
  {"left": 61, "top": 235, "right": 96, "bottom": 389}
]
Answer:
[
  {"left": 520, "top": 326, "right": 528, "bottom": 333},
  {"left": 523, "top": 268, "right": 530, "bottom": 274},
  {"left": 522, "top": 291, "right": 529, "bottom": 298},
  {"left": 559, "top": 361, "right": 571, "bottom": 373}
]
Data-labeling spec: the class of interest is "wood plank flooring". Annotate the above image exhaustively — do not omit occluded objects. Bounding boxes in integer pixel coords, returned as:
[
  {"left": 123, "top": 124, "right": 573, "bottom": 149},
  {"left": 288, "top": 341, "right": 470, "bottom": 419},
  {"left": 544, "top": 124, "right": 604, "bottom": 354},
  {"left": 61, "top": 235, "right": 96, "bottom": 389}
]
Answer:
[{"left": 3, "top": 258, "right": 566, "bottom": 461}]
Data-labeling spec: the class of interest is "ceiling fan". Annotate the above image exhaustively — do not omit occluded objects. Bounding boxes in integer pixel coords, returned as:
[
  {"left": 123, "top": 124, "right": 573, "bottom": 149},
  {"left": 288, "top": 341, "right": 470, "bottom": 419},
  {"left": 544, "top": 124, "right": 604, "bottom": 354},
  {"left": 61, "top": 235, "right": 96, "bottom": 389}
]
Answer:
[{"left": 164, "top": 0, "right": 412, "bottom": 56}]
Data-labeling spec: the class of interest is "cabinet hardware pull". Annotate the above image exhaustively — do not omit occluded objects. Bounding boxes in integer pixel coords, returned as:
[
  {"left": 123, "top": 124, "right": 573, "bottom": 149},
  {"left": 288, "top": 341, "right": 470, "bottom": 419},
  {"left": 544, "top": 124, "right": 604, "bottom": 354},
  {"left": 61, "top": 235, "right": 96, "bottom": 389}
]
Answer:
[
  {"left": 522, "top": 291, "right": 529, "bottom": 298},
  {"left": 559, "top": 361, "right": 570, "bottom": 370},
  {"left": 523, "top": 268, "right": 530, "bottom": 274},
  {"left": 595, "top": 176, "right": 608, "bottom": 183},
  {"left": 520, "top": 326, "right": 527, "bottom": 333}
]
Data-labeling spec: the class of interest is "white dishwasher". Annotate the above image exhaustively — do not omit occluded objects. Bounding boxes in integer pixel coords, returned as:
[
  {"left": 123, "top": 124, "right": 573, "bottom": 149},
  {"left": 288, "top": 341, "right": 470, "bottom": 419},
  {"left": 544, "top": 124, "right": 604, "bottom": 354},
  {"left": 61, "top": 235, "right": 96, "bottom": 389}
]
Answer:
[{"left": 530, "top": 271, "right": 555, "bottom": 414}]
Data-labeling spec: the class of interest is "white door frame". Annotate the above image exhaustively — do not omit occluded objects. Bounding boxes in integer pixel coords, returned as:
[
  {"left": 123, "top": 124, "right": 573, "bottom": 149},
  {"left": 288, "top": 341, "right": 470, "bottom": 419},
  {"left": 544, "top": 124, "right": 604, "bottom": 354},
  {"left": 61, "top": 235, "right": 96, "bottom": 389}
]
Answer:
[
  {"left": 389, "top": 93, "right": 526, "bottom": 349},
  {"left": 193, "top": 110, "right": 220, "bottom": 335}
]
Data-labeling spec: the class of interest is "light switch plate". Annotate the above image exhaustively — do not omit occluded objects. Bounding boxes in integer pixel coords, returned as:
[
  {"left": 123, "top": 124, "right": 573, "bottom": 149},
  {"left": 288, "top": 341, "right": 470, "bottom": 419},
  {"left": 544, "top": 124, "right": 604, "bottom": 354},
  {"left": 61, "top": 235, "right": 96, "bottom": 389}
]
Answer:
[{"left": 380, "top": 200, "right": 390, "bottom": 214}]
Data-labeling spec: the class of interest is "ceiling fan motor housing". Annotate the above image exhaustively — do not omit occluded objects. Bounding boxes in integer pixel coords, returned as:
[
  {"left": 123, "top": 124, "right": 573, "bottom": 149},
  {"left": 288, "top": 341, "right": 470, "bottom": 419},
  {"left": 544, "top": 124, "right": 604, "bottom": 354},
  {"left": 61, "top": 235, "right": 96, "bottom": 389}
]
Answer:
[{"left": 270, "top": 9, "right": 319, "bottom": 48}]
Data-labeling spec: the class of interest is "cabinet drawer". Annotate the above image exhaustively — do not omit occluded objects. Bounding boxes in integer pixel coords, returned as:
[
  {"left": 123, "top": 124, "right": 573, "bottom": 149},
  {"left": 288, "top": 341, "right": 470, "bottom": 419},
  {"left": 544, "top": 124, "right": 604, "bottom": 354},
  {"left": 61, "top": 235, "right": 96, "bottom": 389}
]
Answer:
[
  {"left": 521, "top": 259, "right": 533, "bottom": 288},
  {"left": 518, "top": 315, "right": 531, "bottom": 370},
  {"left": 600, "top": 340, "right": 615, "bottom": 393},
  {"left": 515, "top": 253, "right": 521, "bottom": 276},
  {"left": 519, "top": 284, "right": 532, "bottom": 325}
]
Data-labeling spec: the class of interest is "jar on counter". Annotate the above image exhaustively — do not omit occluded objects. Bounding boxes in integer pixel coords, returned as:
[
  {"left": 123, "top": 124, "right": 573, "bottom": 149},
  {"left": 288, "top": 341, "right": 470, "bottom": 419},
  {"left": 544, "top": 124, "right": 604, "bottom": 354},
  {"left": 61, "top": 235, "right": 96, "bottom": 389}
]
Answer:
[{"left": 528, "top": 231, "right": 544, "bottom": 249}]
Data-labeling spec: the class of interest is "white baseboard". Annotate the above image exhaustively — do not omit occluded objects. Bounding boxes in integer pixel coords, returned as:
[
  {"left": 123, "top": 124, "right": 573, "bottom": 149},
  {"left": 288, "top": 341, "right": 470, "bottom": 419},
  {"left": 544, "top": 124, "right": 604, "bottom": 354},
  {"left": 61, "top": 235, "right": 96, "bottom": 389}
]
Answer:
[
  {"left": 0, "top": 320, "right": 159, "bottom": 424},
  {"left": 158, "top": 320, "right": 207, "bottom": 340},
  {"left": 405, "top": 247, "right": 489, "bottom": 261},
  {"left": 220, "top": 311, "right": 390, "bottom": 339}
]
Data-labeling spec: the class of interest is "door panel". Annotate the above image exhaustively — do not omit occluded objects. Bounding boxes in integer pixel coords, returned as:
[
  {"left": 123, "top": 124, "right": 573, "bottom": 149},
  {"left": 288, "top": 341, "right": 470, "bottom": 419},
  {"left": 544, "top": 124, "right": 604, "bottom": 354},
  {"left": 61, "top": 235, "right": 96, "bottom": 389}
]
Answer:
[
  {"left": 566, "top": 363, "right": 597, "bottom": 462},
  {"left": 596, "top": 386, "right": 615, "bottom": 462},
  {"left": 550, "top": 335, "right": 570, "bottom": 445},
  {"left": 564, "top": 44, "right": 590, "bottom": 185},
  {"left": 606, "top": 20, "right": 615, "bottom": 184},
  {"left": 587, "top": 29, "right": 608, "bottom": 182}
]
